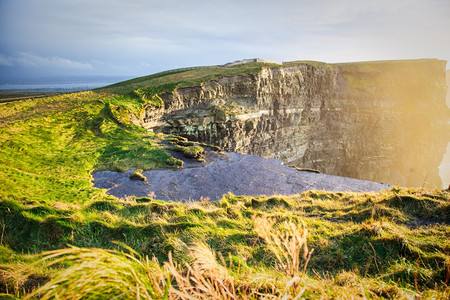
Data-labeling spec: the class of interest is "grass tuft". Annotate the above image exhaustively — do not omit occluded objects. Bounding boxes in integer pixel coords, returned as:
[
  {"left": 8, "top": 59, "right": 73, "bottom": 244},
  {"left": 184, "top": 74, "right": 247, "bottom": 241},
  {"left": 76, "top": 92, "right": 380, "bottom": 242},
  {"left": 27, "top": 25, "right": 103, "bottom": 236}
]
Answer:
[
  {"left": 254, "top": 217, "right": 313, "bottom": 276},
  {"left": 24, "top": 246, "right": 170, "bottom": 300},
  {"left": 129, "top": 169, "right": 147, "bottom": 181}
]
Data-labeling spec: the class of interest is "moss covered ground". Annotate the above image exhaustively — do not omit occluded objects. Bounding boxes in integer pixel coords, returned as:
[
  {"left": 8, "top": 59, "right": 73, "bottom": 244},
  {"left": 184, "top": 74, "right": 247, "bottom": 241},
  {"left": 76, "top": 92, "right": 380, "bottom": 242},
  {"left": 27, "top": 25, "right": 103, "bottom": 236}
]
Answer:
[{"left": 0, "top": 65, "right": 449, "bottom": 299}]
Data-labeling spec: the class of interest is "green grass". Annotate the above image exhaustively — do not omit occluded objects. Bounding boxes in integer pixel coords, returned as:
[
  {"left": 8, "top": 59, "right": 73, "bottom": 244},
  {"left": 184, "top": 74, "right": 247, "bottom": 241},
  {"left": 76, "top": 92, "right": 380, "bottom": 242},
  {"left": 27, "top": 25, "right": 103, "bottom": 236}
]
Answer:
[
  {"left": 0, "top": 91, "right": 172, "bottom": 205},
  {"left": 171, "top": 145, "right": 205, "bottom": 160},
  {"left": 283, "top": 60, "right": 334, "bottom": 68},
  {"left": 102, "top": 62, "right": 278, "bottom": 96},
  {"left": 0, "top": 189, "right": 449, "bottom": 298}
]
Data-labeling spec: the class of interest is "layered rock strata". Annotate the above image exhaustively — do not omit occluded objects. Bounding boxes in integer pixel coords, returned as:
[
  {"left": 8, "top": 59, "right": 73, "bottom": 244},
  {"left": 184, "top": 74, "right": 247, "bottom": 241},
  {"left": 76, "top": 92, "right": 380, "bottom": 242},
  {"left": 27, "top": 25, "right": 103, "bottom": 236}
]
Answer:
[{"left": 143, "top": 60, "right": 450, "bottom": 188}]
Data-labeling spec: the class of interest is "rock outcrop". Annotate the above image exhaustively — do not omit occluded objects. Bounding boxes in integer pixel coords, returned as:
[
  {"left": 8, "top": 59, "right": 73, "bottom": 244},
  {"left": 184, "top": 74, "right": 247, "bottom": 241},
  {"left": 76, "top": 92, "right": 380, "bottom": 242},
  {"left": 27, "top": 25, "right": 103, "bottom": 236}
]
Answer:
[
  {"left": 143, "top": 60, "right": 450, "bottom": 188},
  {"left": 93, "top": 152, "right": 389, "bottom": 200}
]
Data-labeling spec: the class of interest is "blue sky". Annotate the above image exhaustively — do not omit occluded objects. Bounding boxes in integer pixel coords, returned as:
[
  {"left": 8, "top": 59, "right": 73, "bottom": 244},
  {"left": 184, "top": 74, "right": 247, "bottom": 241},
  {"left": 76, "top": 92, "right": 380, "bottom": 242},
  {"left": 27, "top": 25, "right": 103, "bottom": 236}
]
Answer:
[{"left": 1, "top": 0, "right": 449, "bottom": 81}]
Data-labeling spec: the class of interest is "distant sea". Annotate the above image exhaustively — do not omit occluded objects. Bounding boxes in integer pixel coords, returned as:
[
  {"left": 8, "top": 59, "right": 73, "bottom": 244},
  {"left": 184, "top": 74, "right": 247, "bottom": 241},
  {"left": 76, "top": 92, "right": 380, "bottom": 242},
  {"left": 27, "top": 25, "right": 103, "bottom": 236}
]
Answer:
[
  {"left": 0, "top": 82, "right": 112, "bottom": 91},
  {"left": 0, "top": 76, "right": 130, "bottom": 92}
]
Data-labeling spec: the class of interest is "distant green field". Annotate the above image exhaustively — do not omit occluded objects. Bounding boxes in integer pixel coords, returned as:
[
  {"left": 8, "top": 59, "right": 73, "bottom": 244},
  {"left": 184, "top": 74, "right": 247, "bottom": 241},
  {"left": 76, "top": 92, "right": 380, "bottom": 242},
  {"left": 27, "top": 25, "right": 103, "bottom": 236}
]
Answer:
[
  {"left": 0, "top": 90, "right": 68, "bottom": 104},
  {"left": 103, "top": 62, "right": 278, "bottom": 95}
]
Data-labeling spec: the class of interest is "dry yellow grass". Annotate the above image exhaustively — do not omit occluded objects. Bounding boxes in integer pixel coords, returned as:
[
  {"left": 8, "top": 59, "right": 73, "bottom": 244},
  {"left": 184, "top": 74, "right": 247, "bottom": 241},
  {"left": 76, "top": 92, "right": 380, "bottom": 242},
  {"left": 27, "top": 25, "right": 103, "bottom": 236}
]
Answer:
[
  {"left": 22, "top": 219, "right": 314, "bottom": 299},
  {"left": 254, "top": 217, "right": 313, "bottom": 276},
  {"left": 24, "top": 246, "right": 169, "bottom": 300}
]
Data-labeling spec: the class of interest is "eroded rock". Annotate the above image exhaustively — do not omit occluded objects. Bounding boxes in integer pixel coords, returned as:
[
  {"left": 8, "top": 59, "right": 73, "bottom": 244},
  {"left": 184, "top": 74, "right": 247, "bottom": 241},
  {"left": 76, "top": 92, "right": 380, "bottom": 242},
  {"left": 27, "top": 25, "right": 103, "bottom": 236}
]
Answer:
[{"left": 142, "top": 60, "right": 450, "bottom": 188}]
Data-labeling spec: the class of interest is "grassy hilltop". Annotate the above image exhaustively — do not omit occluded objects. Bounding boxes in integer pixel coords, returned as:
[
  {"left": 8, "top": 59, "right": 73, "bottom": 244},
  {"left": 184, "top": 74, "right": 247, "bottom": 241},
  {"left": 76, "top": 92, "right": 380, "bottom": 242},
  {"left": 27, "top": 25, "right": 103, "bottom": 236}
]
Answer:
[{"left": 0, "top": 62, "right": 449, "bottom": 299}]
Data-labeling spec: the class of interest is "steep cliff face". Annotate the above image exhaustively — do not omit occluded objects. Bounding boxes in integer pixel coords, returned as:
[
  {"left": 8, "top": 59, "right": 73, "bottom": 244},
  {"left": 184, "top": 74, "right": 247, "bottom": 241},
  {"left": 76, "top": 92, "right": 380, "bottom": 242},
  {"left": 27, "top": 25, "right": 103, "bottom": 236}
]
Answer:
[
  {"left": 141, "top": 60, "right": 449, "bottom": 188},
  {"left": 447, "top": 70, "right": 450, "bottom": 107},
  {"left": 440, "top": 70, "right": 450, "bottom": 187}
]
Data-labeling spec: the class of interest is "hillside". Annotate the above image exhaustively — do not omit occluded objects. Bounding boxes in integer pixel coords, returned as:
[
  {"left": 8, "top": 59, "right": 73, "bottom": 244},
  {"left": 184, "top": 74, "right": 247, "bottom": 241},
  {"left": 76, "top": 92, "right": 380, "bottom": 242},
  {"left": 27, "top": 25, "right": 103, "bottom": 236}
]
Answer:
[{"left": 0, "top": 59, "right": 449, "bottom": 299}]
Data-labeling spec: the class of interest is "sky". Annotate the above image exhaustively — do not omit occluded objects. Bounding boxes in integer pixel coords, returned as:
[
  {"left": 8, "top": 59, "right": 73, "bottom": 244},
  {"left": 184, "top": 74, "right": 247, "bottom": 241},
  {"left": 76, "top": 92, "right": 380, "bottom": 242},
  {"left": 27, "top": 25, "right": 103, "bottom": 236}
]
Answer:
[{"left": 1, "top": 0, "right": 450, "bottom": 82}]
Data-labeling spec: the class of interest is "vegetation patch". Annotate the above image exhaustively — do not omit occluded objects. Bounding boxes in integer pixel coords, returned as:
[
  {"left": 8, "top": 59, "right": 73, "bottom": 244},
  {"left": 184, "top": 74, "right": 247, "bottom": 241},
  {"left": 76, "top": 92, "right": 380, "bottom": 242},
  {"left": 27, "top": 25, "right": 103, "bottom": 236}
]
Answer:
[
  {"left": 0, "top": 91, "right": 174, "bottom": 205},
  {"left": 0, "top": 189, "right": 449, "bottom": 298},
  {"left": 171, "top": 145, "right": 205, "bottom": 161},
  {"left": 103, "top": 62, "right": 277, "bottom": 96},
  {"left": 134, "top": 87, "right": 165, "bottom": 108},
  {"left": 164, "top": 136, "right": 206, "bottom": 161},
  {"left": 129, "top": 169, "right": 147, "bottom": 181}
]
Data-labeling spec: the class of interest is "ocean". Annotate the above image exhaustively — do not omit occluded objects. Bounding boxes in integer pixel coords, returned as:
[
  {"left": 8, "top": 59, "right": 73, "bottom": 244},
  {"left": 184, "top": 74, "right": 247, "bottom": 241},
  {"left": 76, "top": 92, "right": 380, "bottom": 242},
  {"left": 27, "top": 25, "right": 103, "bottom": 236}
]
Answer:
[{"left": 0, "top": 75, "right": 130, "bottom": 93}]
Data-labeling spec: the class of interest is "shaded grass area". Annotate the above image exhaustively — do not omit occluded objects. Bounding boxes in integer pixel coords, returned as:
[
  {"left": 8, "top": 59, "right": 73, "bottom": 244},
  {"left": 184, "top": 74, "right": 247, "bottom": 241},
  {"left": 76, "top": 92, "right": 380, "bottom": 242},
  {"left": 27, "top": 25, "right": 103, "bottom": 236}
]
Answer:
[{"left": 1, "top": 189, "right": 449, "bottom": 298}]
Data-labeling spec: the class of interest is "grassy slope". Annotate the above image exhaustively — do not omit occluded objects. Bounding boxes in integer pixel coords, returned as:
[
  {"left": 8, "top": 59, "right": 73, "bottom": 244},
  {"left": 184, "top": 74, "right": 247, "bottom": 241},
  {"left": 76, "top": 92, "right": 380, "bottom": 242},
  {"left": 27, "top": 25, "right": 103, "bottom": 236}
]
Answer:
[
  {"left": 1, "top": 189, "right": 449, "bottom": 298},
  {"left": 0, "top": 91, "right": 173, "bottom": 205},
  {"left": 0, "top": 62, "right": 449, "bottom": 298},
  {"left": 103, "top": 62, "right": 276, "bottom": 95}
]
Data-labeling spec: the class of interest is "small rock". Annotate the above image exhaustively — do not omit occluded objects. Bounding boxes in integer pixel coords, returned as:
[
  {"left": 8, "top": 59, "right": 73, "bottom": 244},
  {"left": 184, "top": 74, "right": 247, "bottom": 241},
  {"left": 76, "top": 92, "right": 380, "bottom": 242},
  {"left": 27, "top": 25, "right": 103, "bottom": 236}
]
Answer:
[{"left": 129, "top": 169, "right": 147, "bottom": 181}]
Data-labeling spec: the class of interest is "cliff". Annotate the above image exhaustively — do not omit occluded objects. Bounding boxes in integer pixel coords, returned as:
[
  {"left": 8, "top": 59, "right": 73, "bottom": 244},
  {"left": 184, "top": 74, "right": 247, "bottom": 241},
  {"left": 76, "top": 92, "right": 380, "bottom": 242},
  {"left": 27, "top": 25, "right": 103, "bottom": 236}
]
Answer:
[
  {"left": 107, "top": 59, "right": 450, "bottom": 188},
  {"left": 447, "top": 70, "right": 450, "bottom": 107}
]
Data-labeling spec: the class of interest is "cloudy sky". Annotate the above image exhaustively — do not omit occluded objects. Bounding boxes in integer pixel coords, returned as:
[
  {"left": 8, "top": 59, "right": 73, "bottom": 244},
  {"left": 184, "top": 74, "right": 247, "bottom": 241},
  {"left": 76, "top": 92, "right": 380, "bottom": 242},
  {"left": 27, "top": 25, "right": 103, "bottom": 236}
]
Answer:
[{"left": 1, "top": 0, "right": 449, "bottom": 82}]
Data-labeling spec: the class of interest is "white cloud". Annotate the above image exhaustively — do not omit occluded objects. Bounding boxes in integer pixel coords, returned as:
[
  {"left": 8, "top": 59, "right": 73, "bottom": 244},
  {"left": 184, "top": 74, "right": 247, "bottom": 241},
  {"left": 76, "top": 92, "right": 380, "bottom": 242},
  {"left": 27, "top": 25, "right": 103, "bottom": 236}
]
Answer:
[
  {"left": 0, "top": 52, "right": 93, "bottom": 70},
  {"left": 0, "top": 54, "right": 13, "bottom": 66},
  {"left": 1, "top": 0, "right": 449, "bottom": 76},
  {"left": 14, "top": 52, "right": 93, "bottom": 70}
]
